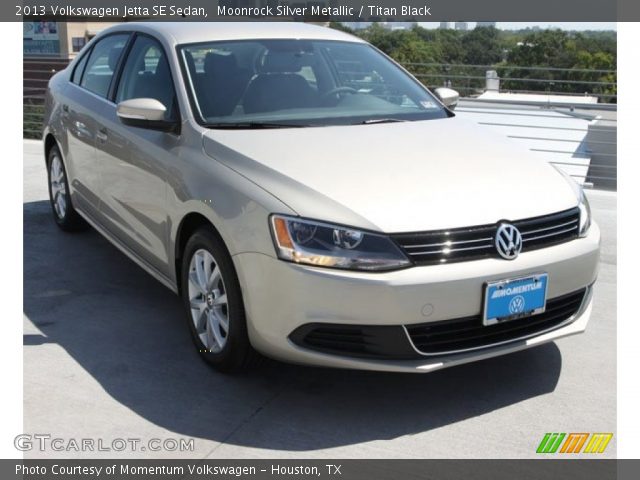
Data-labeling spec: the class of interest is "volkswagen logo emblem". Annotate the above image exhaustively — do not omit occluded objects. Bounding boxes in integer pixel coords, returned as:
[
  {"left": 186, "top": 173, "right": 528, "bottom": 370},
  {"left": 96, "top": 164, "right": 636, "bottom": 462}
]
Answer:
[
  {"left": 495, "top": 223, "right": 523, "bottom": 260},
  {"left": 509, "top": 295, "right": 526, "bottom": 314}
]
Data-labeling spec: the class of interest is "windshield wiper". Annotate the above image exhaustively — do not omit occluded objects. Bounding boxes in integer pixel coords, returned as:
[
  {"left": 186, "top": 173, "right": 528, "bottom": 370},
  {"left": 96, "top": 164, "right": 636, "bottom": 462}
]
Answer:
[
  {"left": 204, "top": 122, "right": 309, "bottom": 129},
  {"left": 359, "top": 118, "right": 408, "bottom": 125}
]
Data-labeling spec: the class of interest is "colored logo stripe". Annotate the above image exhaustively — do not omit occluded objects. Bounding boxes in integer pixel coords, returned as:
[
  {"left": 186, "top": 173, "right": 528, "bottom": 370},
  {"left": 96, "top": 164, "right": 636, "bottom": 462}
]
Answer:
[
  {"left": 583, "top": 433, "right": 613, "bottom": 454},
  {"left": 537, "top": 433, "right": 565, "bottom": 453},
  {"left": 537, "top": 433, "right": 613, "bottom": 454},
  {"left": 560, "top": 433, "right": 589, "bottom": 453}
]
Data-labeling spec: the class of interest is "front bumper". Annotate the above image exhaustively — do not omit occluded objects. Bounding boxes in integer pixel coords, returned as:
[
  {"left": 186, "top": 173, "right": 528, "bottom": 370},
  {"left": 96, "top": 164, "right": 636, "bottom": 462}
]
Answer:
[{"left": 233, "top": 222, "right": 600, "bottom": 372}]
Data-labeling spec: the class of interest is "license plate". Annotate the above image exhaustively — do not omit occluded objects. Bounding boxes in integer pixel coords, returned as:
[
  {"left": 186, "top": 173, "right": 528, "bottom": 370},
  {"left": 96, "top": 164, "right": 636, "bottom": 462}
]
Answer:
[{"left": 483, "top": 273, "right": 548, "bottom": 326}]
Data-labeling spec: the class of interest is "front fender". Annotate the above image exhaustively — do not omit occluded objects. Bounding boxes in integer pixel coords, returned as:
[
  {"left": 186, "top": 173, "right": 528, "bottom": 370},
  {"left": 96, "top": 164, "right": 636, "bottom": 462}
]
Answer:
[{"left": 167, "top": 143, "right": 296, "bottom": 283}]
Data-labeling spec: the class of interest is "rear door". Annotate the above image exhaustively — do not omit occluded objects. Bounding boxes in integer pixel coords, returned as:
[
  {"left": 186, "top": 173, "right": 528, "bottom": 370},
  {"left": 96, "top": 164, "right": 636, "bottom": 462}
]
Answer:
[
  {"left": 95, "top": 33, "right": 180, "bottom": 277},
  {"left": 61, "top": 33, "right": 130, "bottom": 218}
]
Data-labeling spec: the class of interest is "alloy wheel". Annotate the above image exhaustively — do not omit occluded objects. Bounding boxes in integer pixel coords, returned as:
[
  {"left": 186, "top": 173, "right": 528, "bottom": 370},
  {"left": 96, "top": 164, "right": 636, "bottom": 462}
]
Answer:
[
  {"left": 49, "top": 154, "right": 67, "bottom": 220},
  {"left": 187, "top": 249, "right": 229, "bottom": 353}
]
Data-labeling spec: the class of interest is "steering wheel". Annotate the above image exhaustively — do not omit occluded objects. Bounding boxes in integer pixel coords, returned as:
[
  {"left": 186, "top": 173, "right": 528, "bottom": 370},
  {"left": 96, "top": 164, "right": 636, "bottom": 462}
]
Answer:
[{"left": 321, "top": 86, "right": 358, "bottom": 100}]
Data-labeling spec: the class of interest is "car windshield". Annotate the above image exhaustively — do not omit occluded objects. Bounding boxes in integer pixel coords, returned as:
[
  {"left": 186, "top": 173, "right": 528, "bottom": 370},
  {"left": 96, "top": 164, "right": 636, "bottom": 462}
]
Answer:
[{"left": 178, "top": 39, "right": 450, "bottom": 128}]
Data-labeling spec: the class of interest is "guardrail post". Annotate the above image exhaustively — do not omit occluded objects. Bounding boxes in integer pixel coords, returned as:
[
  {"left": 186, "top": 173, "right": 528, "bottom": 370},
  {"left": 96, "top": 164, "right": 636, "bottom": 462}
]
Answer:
[{"left": 486, "top": 70, "right": 500, "bottom": 92}]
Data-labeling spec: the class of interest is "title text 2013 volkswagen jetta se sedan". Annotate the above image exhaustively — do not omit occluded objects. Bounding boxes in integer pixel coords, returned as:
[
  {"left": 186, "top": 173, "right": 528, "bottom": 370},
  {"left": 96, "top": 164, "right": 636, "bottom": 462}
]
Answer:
[{"left": 43, "top": 23, "right": 600, "bottom": 373}]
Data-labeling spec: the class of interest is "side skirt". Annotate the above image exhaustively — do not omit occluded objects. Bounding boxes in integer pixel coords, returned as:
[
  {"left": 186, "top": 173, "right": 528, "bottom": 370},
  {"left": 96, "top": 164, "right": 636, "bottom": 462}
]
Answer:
[{"left": 75, "top": 208, "right": 179, "bottom": 294}]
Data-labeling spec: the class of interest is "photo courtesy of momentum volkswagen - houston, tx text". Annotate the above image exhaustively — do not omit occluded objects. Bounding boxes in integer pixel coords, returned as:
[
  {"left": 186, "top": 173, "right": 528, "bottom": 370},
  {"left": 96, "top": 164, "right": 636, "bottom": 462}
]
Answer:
[{"left": 41, "top": 22, "right": 600, "bottom": 373}]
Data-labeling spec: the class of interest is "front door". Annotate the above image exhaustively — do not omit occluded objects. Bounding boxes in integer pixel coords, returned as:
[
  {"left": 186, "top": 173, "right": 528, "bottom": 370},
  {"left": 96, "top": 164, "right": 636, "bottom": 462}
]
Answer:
[{"left": 95, "top": 34, "right": 180, "bottom": 277}]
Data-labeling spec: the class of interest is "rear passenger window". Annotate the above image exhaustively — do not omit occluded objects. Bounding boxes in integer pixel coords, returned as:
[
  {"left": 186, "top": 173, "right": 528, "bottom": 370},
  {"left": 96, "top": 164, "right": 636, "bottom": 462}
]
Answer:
[
  {"left": 80, "top": 34, "right": 129, "bottom": 98},
  {"left": 71, "top": 52, "right": 89, "bottom": 84},
  {"left": 115, "top": 35, "right": 177, "bottom": 120}
]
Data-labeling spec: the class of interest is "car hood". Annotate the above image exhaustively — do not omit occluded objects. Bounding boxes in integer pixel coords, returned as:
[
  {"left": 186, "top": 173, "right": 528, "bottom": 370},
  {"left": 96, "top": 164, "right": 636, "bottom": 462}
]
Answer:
[{"left": 202, "top": 117, "right": 578, "bottom": 232}]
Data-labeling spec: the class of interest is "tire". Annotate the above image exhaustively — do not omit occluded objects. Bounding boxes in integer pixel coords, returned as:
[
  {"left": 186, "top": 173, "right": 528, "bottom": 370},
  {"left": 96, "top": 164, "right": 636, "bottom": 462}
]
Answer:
[
  {"left": 46, "top": 145, "right": 87, "bottom": 231},
  {"left": 180, "top": 227, "right": 259, "bottom": 372}
]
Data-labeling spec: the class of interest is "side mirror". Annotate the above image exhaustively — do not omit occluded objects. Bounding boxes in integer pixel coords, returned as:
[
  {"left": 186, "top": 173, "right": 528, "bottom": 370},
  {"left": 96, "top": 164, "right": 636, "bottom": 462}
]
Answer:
[
  {"left": 116, "top": 98, "right": 178, "bottom": 132},
  {"left": 434, "top": 88, "right": 459, "bottom": 110}
]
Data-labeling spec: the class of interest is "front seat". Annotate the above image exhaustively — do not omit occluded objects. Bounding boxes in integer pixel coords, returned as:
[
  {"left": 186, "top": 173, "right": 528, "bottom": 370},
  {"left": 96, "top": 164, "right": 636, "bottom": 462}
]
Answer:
[
  {"left": 242, "top": 53, "right": 318, "bottom": 114},
  {"left": 108, "top": 46, "right": 124, "bottom": 73},
  {"left": 200, "top": 52, "right": 251, "bottom": 117},
  {"left": 146, "top": 56, "right": 175, "bottom": 115},
  {"left": 126, "top": 54, "right": 175, "bottom": 119}
]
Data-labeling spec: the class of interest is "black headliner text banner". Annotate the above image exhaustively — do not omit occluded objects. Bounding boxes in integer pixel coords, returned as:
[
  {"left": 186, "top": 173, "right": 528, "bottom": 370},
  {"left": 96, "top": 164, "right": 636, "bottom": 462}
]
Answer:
[{"left": 5, "top": 0, "right": 633, "bottom": 22}]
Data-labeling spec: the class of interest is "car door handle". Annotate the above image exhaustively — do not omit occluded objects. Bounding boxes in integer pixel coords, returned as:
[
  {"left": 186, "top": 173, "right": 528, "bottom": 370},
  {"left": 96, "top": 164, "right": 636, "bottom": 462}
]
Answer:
[
  {"left": 96, "top": 127, "right": 108, "bottom": 142},
  {"left": 96, "top": 127, "right": 109, "bottom": 143}
]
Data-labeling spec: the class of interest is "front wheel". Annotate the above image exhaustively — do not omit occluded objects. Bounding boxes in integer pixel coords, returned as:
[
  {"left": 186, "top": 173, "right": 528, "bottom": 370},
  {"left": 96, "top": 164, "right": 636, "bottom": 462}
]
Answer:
[
  {"left": 46, "top": 145, "right": 86, "bottom": 231},
  {"left": 180, "top": 227, "right": 259, "bottom": 372}
]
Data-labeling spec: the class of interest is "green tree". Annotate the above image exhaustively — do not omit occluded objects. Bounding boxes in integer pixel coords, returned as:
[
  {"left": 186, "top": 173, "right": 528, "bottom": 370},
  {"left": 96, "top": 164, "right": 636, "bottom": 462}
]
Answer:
[
  {"left": 461, "top": 27, "right": 503, "bottom": 65},
  {"left": 329, "top": 24, "right": 617, "bottom": 102}
]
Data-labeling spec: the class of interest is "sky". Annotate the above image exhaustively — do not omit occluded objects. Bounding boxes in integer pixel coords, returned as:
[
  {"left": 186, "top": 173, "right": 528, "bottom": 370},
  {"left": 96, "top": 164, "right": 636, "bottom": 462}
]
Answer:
[{"left": 419, "top": 22, "right": 617, "bottom": 31}]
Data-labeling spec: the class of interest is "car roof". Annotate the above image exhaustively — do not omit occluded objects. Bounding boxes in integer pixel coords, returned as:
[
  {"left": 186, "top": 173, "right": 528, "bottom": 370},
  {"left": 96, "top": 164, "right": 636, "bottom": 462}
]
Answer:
[{"left": 101, "top": 22, "right": 365, "bottom": 46}]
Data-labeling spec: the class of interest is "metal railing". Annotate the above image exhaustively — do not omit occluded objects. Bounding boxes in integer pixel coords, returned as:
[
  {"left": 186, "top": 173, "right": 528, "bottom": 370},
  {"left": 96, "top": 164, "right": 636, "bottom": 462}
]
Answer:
[
  {"left": 404, "top": 63, "right": 617, "bottom": 102},
  {"left": 24, "top": 97, "right": 45, "bottom": 139},
  {"left": 23, "top": 57, "right": 70, "bottom": 139}
]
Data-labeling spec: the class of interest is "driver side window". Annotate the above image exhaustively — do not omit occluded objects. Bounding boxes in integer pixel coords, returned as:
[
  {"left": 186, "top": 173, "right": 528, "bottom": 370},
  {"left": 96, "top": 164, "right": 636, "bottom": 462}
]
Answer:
[{"left": 116, "top": 35, "right": 177, "bottom": 121}]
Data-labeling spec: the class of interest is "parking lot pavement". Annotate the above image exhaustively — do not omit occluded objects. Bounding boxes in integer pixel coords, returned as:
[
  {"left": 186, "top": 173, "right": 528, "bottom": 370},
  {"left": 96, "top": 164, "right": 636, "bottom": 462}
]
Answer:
[{"left": 23, "top": 139, "right": 616, "bottom": 459}]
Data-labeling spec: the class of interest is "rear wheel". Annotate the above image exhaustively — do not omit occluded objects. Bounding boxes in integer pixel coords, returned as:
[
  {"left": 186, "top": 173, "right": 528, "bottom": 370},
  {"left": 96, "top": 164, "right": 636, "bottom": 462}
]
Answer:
[
  {"left": 46, "top": 145, "right": 86, "bottom": 231},
  {"left": 180, "top": 227, "right": 258, "bottom": 372}
]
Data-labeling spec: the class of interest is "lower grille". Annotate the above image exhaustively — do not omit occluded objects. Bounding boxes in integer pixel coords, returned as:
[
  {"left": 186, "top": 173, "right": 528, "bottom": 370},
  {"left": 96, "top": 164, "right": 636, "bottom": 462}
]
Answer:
[
  {"left": 289, "top": 288, "right": 587, "bottom": 360},
  {"left": 405, "top": 288, "right": 587, "bottom": 355},
  {"left": 289, "top": 324, "right": 417, "bottom": 360}
]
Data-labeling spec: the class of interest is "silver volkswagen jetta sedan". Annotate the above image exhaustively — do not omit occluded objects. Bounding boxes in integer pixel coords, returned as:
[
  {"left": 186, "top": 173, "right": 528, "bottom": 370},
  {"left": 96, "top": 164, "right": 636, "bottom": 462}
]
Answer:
[{"left": 43, "top": 22, "right": 600, "bottom": 373}]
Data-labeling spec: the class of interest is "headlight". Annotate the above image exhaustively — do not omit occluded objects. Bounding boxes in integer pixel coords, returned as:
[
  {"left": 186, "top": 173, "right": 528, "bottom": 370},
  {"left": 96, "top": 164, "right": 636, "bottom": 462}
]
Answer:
[
  {"left": 270, "top": 215, "right": 411, "bottom": 271},
  {"left": 578, "top": 189, "right": 591, "bottom": 237},
  {"left": 552, "top": 164, "right": 591, "bottom": 237}
]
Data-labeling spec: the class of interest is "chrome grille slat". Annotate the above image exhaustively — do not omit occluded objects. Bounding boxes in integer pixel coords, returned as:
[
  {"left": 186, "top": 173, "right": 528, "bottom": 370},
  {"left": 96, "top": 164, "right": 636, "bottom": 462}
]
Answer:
[
  {"left": 407, "top": 243, "right": 494, "bottom": 256},
  {"left": 391, "top": 207, "right": 580, "bottom": 266},
  {"left": 520, "top": 219, "right": 578, "bottom": 236},
  {"left": 521, "top": 225, "right": 578, "bottom": 242},
  {"left": 403, "top": 237, "right": 494, "bottom": 249}
]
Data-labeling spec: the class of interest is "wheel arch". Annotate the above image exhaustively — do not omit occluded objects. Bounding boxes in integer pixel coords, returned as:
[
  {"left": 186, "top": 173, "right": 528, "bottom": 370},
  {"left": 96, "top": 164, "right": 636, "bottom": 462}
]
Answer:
[
  {"left": 174, "top": 212, "right": 230, "bottom": 294},
  {"left": 43, "top": 133, "right": 59, "bottom": 164}
]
